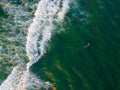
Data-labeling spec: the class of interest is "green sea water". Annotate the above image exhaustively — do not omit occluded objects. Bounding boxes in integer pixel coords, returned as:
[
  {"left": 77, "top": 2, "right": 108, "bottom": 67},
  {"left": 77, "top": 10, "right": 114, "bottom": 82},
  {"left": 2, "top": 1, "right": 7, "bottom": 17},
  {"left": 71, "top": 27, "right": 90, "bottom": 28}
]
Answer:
[
  {"left": 0, "top": 0, "right": 120, "bottom": 90},
  {"left": 31, "top": 0, "right": 120, "bottom": 90}
]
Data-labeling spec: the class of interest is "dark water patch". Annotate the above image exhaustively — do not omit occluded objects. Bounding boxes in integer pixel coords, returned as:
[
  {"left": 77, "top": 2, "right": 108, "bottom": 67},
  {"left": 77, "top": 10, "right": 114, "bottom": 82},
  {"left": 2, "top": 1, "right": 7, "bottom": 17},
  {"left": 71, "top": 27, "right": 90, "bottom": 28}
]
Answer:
[
  {"left": 31, "top": 0, "right": 120, "bottom": 90},
  {"left": 0, "top": 6, "right": 8, "bottom": 18}
]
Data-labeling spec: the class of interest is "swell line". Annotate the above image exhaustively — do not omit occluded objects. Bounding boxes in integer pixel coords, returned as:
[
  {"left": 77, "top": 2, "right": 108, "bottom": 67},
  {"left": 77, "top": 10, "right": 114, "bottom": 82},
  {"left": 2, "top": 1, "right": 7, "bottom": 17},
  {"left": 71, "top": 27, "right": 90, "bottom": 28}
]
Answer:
[{"left": 0, "top": 0, "right": 70, "bottom": 90}]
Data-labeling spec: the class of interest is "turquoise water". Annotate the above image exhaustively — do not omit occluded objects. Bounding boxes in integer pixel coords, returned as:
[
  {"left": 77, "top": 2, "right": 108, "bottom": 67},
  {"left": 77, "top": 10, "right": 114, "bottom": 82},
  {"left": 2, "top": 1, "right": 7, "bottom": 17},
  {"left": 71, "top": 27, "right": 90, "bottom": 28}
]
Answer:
[{"left": 31, "top": 0, "right": 120, "bottom": 90}]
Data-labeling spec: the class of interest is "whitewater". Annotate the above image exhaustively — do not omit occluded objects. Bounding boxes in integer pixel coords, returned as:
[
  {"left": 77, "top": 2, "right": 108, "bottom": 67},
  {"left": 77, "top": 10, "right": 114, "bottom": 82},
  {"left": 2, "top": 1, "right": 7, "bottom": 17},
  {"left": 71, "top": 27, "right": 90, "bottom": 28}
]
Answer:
[{"left": 0, "top": 0, "right": 70, "bottom": 90}]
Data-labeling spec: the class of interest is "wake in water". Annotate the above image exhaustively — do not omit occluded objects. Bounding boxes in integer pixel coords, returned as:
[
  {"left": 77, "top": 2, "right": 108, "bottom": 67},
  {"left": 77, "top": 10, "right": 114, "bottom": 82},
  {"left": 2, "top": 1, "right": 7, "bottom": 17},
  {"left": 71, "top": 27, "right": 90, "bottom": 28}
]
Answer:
[{"left": 0, "top": 0, "right": 70, "bottom": 89}]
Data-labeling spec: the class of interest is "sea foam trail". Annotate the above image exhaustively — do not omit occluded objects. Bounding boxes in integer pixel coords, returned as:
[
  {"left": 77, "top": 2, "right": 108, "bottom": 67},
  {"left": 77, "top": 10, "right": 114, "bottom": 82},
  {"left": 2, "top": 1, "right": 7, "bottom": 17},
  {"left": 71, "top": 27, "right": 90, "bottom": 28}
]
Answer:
[
  {"left": 26, "top": 0, "right": 70, "bottom": 69},
  {"left": 0, "top": 0, "right": 70, "bottom": 90}
]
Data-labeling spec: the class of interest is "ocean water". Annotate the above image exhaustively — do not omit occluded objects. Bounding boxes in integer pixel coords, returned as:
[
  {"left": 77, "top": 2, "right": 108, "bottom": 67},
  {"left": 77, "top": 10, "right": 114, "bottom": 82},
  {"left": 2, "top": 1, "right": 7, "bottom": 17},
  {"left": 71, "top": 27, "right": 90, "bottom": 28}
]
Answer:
[{"left": 0, "top": 0, "right": 120, "bottom": 90}]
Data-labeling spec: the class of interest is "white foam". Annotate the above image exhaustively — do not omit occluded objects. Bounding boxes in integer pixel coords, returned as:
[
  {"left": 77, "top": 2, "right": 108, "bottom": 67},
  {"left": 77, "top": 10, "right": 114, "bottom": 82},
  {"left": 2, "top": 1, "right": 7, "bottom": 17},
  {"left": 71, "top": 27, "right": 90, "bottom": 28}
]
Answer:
[
  {"left": 0, "top": 64, "right": 25, "bottom": 90},
  {"left": 0, "top": 64, "right": 43, "bottom": 90},
  {"left": 26, "top": 0, "right": 70, "bottom": 69},
  {"left": 0, "top": 0, "right": 70, "bottom": 89}
]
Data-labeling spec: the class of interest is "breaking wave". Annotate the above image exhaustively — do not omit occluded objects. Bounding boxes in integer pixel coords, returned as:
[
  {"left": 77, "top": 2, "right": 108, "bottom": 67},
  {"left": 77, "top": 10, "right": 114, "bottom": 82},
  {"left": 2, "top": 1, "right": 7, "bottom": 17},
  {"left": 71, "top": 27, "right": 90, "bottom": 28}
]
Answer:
[{"left": 0, "top": 0, "right": 70, "bottom": 89}]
